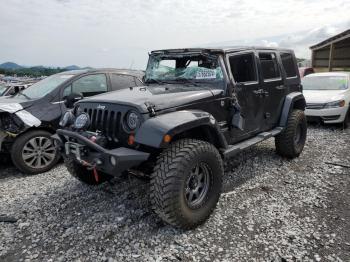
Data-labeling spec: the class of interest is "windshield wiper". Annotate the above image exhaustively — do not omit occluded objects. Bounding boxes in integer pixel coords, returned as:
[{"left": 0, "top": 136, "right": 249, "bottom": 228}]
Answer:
[
  {"left": 145, "top": 78, "right": 162, "bottom": 84},
  {"left": 145, "top": 78, "right": 175, "bottom": 85},
  {"left": 177, "top": 78, "right": 200, "bottom": 87}
]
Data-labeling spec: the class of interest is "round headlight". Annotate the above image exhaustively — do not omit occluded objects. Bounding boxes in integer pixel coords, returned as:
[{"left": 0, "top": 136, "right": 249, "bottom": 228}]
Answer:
[
  {"left": 126, "top": 111, "right": 140, "bottom": 130},
  {"left": 59, "top": 111, "right": 75, "bottom": 127},
  {"left": 74, "top": 113, "right": 90, "bottom": 130}
]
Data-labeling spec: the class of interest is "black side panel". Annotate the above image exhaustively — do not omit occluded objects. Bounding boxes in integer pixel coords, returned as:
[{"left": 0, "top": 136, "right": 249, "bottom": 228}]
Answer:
[
  {"left": 257, "top": 51, "right": 285, "bottom": 130},
  {"left": 226, "top": 51, "right": 265, "bottom": 143}
]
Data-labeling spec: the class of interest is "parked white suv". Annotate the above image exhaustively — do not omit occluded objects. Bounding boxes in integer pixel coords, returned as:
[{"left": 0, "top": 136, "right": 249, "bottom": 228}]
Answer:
[{"left": 302, "top": 72, "right": 350, "bottom": 126}]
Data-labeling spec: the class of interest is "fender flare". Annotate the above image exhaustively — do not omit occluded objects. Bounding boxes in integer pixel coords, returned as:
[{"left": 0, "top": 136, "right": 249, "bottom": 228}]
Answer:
[
  {"left": 134, "top": 110, "right": 228, "bottom": 149},
  {"left": 279, "top": 92, "right": 306, "bottom": 127}
]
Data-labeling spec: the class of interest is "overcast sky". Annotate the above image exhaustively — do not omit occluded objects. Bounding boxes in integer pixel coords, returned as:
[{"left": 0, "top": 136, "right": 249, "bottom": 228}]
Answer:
[{"left": 0, "top": 0, "right": 349, "bottom": 69}]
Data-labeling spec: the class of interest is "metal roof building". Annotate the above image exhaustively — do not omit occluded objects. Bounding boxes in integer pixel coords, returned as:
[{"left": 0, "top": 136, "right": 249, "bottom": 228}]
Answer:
[{"left": 310, "top": 29, "right": 350, "bottom": 71}]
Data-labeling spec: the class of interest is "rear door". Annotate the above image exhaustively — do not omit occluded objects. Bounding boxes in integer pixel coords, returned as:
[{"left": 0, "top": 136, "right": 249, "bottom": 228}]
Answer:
[
  {"left": 227, "top": 51, "right": 265, "bottom": 142},
  {"left": 258, "top": 51, "right": 285, "bottom": 130}
]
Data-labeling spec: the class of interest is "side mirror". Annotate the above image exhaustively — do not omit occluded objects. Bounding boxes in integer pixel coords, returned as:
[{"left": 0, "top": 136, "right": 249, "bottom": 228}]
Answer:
[{"left": 64, "top": 92, "right": 83, "bottom": 108}]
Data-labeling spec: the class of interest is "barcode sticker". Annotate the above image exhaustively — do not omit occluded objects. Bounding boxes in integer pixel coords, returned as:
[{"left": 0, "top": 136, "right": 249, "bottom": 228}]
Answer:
[{"left": 196, "top": 69, "right": 216, "bottom": 79}]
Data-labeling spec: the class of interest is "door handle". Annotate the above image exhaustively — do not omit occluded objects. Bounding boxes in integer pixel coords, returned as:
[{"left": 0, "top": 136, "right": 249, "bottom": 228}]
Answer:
[
  {"left": 275, "top": 85, "right": 286, "bottom": 90},
  {"left": 253, "top": 89, "right": 263, "bottom": 96},
  {"left": 253, "top": 89, "right": 269, "bottom": 97}
]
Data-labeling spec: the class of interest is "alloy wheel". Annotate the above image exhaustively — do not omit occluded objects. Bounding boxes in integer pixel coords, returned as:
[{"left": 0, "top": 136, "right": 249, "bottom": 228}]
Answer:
[
  {"left": 22, "top": 136, "right": 56, "bottom": 169},
  {"left": 185, "top": 162, "right": 211, "bottom": 208}
]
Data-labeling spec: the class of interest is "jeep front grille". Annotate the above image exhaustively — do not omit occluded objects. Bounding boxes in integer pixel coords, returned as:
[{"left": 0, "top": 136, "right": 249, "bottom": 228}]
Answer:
[
  {"left": 84, "top": 108, "right": 122, "bottom": 141},
  {"left": 78, "top": 103, "right": 132, "bottom": 143}
]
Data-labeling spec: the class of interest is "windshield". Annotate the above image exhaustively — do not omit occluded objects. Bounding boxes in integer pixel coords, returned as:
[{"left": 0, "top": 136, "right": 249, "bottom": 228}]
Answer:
[
  {"left": 302, "top": 75, "right": 348, "bottom": 90},
  {"left": 16, "top": 74, "right": 74, "bottom": 99},
  {"left": 0, "top": 85, "right": 7, "bottom": 96},
  {"left": 145, "top": 53, "right": 224, "bottom": 89}
]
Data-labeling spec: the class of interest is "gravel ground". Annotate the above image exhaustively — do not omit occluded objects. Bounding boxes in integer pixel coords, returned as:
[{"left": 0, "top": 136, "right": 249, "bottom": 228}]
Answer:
[{"left": 0, "top": 125, "right": 349, "bottom": 262}]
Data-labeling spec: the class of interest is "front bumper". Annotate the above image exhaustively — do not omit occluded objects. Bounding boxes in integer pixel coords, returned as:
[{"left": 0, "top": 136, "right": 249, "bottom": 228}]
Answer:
[
  {"left": 305, "top": 106, "right": 348, "bottom": 124},
  {"left": 53, "top": 129, "right": 150, "bottom": 176}
]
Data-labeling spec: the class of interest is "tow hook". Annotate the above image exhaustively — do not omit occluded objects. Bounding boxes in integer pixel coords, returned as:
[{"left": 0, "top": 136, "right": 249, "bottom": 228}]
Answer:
[
  {"left": 79, "top": 159, "right": 102, "bottom": 182},
  {"left": 93, "top": 168, "right": 99, "bottom": 183}
]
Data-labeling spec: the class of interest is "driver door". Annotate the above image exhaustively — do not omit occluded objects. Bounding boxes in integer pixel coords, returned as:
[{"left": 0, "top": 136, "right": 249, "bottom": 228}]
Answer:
[{"left": 226, "top": 51, "right": 265, "bottom": 143}]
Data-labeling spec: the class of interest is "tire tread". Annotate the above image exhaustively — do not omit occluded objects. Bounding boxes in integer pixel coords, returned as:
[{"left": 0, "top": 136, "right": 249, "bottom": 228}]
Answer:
[
  {"left": 150, "top": 139, "right": 223, "bottom": 229},
  {"left": 275, "top": 109, "right": 307, "bottom": 158}
]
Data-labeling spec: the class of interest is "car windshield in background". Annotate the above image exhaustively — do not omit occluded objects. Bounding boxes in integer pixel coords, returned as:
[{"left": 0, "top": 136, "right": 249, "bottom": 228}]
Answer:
[
  {"left": 16, "top": 74, "right": 74, "bottom": 99},
  {"left": 302, "top": 76, "right": 348, "bottom": 90},
  {"left": 0, "top": 85, "right": 7, "bottom": 95},
  {"left": 145, "top": 53, "right": 224, "bottom": 88}
]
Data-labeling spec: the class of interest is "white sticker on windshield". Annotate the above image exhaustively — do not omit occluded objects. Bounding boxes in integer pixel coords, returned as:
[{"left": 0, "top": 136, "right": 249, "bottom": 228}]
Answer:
[{"left": 195, "top": 69, "right": 216, "bottom": 79}]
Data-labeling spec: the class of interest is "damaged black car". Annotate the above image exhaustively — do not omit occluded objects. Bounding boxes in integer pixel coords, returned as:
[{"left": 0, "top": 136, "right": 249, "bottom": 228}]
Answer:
[
  {"left": 0, "top": 69, "right": 144, "bottom": 174},
  {"left": 55, "top": 47, "right": 307, "bottom": 229}
]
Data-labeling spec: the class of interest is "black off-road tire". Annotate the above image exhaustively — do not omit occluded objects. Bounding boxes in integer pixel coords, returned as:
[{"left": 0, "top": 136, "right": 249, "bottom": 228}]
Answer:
[
  {"left": 64, "top": 157, "right": 113, "bottom": 185},
  {"left": 275, "top": 109, "right": 307, "bottom": 158},
  {"left": 11, "top": 130, "right": 60, "bottom": 174},
  {"left": 150, "top": 139, "right": 223, "bottom": 229}
]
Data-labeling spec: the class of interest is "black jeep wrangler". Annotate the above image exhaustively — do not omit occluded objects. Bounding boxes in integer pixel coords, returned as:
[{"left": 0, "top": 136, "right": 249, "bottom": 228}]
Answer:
[{"left": 54, "top": 47, "right": 307, "bottom": 229}]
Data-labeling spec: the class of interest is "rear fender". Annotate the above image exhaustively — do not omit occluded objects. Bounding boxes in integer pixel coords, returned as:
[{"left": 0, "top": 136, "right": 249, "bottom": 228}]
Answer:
[{"left": 279, "top": 92, "right": 306, "bottom": 127}]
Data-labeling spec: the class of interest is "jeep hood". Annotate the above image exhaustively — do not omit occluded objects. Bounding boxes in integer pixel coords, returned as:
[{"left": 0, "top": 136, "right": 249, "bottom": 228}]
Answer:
[{"left": 80, "top": 85, "right": 224, "bottom": 113}]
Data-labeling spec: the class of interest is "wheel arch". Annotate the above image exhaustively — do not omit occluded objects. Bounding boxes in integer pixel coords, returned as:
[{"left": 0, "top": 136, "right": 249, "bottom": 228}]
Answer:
[
  {"left": 13, "top": 125, "right": 56, "bottom": 140},
  {"left": 134, "top": 110, "right": 228, "bottom": 150},
  {"left": 279, "top": 92, "right": 306, "bottom": 127},
  {"left": 25, "top": 125, "right": 56, "bottom": 134},
  {"left": 171, "top": 124, "right": 227, "bottom": 150}
]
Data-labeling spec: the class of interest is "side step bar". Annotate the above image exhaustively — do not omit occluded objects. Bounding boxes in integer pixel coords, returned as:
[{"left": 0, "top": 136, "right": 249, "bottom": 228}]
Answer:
[{"left": 223, "top": 127, "right": 283, "bottom": 159}]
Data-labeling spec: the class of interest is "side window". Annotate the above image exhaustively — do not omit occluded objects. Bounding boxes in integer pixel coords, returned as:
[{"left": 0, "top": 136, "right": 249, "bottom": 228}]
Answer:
[
  {"left": 259, "top": 53, "right": 281, "bottom": 80},
  {"left": 110, "top": 74, "right": 137, "bottom": 91},
  {"left": 280, "top": 52, "right": 297, "bottom": 78},
  {"left": 229, "top": 53, "right": 257, "bottom": 83},
  {"left": 71, "top": 74, "right": 107, "bottom": 97}
]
